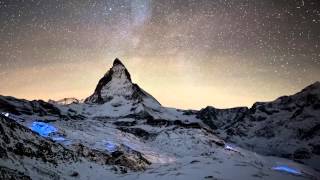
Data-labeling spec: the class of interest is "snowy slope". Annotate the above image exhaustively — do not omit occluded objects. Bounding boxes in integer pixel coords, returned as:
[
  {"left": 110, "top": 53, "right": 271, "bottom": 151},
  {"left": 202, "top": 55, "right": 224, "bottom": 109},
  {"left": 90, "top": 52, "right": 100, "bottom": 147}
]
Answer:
[
  {"left": 1, "top": 111, "right": 319, "bottom": 180},
  {"left": 197, "top": 82, "right": 320, "bottom": 171}
]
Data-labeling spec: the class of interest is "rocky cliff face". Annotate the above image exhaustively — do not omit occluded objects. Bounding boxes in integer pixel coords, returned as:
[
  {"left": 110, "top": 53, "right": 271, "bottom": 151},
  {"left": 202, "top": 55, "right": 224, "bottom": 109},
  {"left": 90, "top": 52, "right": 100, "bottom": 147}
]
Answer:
[{"left": 196, "top": 106, "right": 248, "bottom": 130}]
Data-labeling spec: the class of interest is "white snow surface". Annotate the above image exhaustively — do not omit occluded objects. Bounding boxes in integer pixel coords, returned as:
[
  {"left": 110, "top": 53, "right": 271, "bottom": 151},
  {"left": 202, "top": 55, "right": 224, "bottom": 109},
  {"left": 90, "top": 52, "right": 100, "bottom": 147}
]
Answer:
[{"left": 1, "top": 107, "right": 319, "bottom": 180}]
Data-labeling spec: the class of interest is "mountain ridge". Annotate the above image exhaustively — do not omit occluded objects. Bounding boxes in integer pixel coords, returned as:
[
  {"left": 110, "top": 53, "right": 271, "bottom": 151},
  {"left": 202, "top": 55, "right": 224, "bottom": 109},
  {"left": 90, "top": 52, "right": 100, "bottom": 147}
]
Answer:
[{"left": 196, "top": 81, "right": 320, "bottom": 170}]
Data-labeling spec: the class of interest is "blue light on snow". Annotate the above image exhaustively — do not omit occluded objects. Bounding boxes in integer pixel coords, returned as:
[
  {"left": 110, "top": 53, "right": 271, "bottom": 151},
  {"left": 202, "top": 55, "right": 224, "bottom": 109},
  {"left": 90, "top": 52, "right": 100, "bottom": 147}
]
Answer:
[
  {"left": 105, "top": 141, "right": 117, "bottom": 152},
  {"left": 52, "top": 137, "right": 66, "bottom": 141},
  {"left": 30, "top": 122, "right": 57, "bottom": 137},
  {"left": 29, "top": 122, "right": 68, "bottom": 143},
  {"left": 272, "top": 165, "right": 302, "bottom": 175}
]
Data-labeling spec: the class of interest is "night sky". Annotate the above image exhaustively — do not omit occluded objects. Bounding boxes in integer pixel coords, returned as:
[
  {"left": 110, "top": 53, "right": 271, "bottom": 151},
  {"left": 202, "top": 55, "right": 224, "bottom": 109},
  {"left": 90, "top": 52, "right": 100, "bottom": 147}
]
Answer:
[{"left": 0, "top": 0, "right": 319, "bottom": 109}]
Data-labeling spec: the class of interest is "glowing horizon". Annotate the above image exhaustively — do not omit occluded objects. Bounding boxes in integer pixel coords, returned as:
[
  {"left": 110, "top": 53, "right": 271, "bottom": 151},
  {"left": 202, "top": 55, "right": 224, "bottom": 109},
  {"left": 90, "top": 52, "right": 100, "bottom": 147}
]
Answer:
[{"left": 1, "top": 57, "right": 317, "bottom": 110}]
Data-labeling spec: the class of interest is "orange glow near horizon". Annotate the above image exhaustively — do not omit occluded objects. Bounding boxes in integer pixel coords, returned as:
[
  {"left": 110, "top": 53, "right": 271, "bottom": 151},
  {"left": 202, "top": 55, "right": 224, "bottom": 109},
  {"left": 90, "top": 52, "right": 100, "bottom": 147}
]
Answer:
[{"left": 1, "top": 56, "right": 318, "bottom": 110}]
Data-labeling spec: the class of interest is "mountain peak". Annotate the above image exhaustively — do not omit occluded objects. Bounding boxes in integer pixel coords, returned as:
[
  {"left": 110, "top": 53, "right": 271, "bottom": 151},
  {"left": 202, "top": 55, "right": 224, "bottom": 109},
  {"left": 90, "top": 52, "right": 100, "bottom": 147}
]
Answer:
[
  {"left": 109, "top": 58, "right": 132, "bottom": 82},
  {"left": 84, "top": 58, "right": 160, "bottom": 107},
  {"left": 113, "top": 58, "right": 124, "bottom": 66}
]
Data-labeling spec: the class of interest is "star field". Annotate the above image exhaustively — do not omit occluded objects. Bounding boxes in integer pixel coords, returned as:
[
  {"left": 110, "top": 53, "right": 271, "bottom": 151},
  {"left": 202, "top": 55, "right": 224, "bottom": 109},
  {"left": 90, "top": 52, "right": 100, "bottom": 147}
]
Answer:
[{"left": 0, "top": 0, "right": 319, "bottom": 109}]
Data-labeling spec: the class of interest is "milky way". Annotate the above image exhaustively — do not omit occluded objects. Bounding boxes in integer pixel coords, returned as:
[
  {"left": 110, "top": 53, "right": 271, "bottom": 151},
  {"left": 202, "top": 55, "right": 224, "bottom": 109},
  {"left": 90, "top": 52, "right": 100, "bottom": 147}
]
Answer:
[{"left": 0, "top": 0, "right": 319, "bottom": 109}]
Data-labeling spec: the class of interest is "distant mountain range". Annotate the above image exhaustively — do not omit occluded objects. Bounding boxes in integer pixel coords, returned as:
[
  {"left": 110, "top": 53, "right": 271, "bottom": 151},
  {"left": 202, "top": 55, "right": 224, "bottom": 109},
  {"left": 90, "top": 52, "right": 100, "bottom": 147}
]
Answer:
[
  {"left": 0, "top": 58, "right": 319, "bottom": 180},
  {"left": 196, "top": 81, "right": 320, "bottom": 170}
]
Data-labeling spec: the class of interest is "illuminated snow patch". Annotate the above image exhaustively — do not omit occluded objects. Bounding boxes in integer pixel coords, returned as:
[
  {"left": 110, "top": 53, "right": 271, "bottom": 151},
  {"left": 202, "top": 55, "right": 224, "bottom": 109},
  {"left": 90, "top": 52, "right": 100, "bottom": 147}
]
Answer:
[
  {"left": 225, "top": 144, "right": 239, "bottom": 152},
  {"left": 30, "top": 122, "right": 67, "bottom": 142},
  {"left": 30, "top": 122, "right": 57, "bottom": 137},
  {"left": 105, "top": 141, "right": 118, "bottom": 152},
  {"left": 272, "top": 165, "right": 302, "bottom": 175},
  {"left": 52, "top": 137, "right": 66, "bottom": 141},
  {"left": 1, "top": 112, "right": 9, "bottom": 117}
]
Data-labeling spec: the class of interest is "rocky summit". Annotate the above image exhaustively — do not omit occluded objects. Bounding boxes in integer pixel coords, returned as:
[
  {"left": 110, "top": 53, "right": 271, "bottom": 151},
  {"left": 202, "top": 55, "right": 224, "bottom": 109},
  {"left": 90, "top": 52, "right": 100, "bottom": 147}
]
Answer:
[
  {"left": 85, "top": 58, "right": 160, "bottom": 107},
  {"left": 0, "top": 58, "right": 319, "bottom": 180}
]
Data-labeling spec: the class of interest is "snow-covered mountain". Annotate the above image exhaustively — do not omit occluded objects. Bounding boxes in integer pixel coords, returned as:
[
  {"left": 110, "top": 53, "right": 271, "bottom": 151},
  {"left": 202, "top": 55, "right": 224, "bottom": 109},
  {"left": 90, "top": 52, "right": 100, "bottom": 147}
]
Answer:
[
  {"left": 85, "top": 58, "right": 161, "bottom": 109},
  {"left": 0, "top": 58, "right": 319, "bottom": 180},
  {"left": 196, "top": 82, "right": 320, "bottom": 171}
]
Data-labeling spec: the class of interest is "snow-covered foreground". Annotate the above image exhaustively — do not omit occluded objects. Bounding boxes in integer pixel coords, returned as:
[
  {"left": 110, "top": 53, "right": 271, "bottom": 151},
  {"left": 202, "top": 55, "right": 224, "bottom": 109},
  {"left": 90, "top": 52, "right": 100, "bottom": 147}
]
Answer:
[{"left": 1, "top": 113, "right": 317, "bottom": 180}]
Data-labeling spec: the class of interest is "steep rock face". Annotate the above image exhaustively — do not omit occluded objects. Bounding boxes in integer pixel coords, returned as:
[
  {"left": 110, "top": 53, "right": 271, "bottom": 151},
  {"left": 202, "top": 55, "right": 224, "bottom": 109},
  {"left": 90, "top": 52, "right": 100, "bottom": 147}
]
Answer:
[
  {"left": 196, "top": 106, "right": 248, "bottom": 130},
  {"left": 197, "top": 82, "right": 320, "bottom": 170},
  {"left": 85, "top": 58, "right": 161, "bottom": 109}
]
